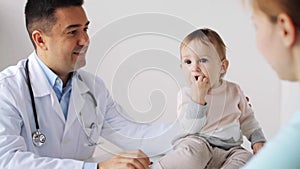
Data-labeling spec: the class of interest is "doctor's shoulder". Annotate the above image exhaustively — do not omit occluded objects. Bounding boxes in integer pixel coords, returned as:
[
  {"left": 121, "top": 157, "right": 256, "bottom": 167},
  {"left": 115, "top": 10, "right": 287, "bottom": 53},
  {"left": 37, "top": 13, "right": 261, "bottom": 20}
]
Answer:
[
  {"left": 0, "top": 59, "right": 26, "bottom": 81},
  {"left": 0, "top": 60, "right": 27, "bottom": 89},
  {"left": 0, "top": 60, "right": 28, "bottom": 108},
  {"left": 76, "top": 70, "right": 109, "bottom": 94}
]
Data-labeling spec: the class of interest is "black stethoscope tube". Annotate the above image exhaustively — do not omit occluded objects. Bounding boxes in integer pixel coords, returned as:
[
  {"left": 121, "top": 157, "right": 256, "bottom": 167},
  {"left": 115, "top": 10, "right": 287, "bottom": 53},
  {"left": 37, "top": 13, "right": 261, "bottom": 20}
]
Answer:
[
  {"left": 25, "top": 59, "right": 40, "bottom": 131},
  {"left": 25, "top": 59, "right": 46, "bottom": 147}
]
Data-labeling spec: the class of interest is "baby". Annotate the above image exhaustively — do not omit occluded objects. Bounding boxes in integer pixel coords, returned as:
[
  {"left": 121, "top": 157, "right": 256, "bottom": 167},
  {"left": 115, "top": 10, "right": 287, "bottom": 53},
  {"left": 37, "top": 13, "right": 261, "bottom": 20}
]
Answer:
[{"left": 158, "top": 28, "right": 266, "bottom": 169}]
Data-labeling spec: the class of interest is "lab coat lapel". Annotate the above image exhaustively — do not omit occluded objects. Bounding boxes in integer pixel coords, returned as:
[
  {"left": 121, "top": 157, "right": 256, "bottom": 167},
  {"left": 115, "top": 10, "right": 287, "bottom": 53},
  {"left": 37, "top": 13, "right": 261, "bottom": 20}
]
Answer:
[
  {"left": 64, "top": 74, "right": 90, "bottom": 131},
  {"left": 27, "top": 53, "right": 66, "bottom": 123}
]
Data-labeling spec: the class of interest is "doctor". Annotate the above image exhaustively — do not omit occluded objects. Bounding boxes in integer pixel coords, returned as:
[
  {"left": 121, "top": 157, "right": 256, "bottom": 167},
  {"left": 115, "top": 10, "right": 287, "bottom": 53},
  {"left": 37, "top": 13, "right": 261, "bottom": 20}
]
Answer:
[{"left": 0, "top": 0, "right": 175, "bottom": 169}]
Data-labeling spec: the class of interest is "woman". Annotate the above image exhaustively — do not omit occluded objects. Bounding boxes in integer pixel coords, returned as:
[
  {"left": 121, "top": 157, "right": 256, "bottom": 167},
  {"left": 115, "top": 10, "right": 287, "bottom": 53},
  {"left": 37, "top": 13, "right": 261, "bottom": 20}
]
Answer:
[{"left": 242, "top": 0, "right": 300, "bottom": 168}]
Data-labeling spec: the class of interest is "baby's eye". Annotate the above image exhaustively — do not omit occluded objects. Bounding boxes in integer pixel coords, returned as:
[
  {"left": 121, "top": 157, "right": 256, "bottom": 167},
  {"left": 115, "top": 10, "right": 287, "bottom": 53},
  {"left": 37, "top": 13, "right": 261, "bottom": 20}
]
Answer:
[
  {"left": 183, "top": 59, "right": 192, "bottom": 64},
  {"left": 199, "top": 58, "right": 208, "bottom": 63}
]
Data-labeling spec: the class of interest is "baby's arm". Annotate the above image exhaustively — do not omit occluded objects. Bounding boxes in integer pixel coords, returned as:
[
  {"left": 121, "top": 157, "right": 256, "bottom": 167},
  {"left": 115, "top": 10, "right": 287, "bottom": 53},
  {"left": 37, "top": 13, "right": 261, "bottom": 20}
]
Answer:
[
  {"left": 177, "top": 88, "right": 207, "bottom": 135},
  {"left": 238, "top": 87, "right": 266, "bottom": 154},
  {"left": 245, "top": 96, "right": 265, "bottom": 154}
]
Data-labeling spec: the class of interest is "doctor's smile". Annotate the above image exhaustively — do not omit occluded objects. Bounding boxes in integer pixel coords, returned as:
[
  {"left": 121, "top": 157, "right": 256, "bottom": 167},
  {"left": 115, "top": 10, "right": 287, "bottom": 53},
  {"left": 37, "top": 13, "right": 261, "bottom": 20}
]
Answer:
[{"left": 72, "top": 47, "right": 89, "bottom": 60}]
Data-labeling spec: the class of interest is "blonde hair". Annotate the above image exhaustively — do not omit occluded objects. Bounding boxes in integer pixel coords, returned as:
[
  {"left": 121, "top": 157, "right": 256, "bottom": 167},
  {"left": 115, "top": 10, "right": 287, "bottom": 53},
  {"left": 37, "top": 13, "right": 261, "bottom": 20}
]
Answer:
[
  {"left": 252, "top": 0, "right": 300, "bottom": 27},
  {"left": 180, "top": 28, "right": 226, "bottom": 61}
]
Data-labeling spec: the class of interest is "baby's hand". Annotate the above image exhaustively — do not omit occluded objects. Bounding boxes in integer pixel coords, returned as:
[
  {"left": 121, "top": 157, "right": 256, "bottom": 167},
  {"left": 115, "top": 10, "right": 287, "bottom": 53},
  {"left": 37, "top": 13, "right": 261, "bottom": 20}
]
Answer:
[
  {"left": 190, "top": 75, "right": 210, "bottom": 105},
  {"left": 252, "top": 142, "right": 265, "bottom": 155}
]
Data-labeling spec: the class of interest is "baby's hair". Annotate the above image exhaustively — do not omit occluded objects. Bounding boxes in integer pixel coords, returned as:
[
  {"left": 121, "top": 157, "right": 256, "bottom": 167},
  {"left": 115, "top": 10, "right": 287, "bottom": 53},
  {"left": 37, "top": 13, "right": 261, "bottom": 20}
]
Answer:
[{"left": 180, "top": 28, "right": 227, "bottom": 61}]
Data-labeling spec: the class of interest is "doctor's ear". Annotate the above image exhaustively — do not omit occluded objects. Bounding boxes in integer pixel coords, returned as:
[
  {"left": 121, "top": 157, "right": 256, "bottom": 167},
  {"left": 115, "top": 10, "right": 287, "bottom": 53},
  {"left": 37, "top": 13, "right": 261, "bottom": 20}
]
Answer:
[{"left": 32, "top": 30, "right": 48, "bottom": 50}]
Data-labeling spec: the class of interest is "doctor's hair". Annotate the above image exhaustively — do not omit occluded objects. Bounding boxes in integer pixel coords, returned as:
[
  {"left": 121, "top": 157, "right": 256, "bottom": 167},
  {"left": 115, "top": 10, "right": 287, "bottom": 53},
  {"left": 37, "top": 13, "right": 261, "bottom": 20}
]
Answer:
[
  {"left": 251, "top": 0, "right": 300, "bottom": 28},
  {"left": 180, "top": 28, "right": 227, "bottom": 61},
  {"left": 25, "top": 0, "right": 84, "bottom": 48}
]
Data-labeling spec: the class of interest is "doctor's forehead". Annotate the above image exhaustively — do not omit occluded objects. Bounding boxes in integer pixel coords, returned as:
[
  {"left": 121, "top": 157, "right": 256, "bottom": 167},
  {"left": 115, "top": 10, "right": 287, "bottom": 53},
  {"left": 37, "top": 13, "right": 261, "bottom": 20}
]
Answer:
[{"left": 54, "top": 6, "right": 89, "bottom": 29}]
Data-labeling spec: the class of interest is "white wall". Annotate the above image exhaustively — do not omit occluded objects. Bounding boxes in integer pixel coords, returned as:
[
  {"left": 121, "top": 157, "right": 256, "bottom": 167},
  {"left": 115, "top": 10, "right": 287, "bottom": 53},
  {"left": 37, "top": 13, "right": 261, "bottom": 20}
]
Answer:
[{"left": 1, "top": 0, "right": 298, "bottom": 142}]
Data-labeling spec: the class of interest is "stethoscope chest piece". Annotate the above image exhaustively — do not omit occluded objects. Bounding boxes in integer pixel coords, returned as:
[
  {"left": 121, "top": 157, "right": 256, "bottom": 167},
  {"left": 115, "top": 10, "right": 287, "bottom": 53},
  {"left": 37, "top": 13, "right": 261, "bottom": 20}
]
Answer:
[{"left": 32, "top": 130, "right": 46, "bottom": 147}]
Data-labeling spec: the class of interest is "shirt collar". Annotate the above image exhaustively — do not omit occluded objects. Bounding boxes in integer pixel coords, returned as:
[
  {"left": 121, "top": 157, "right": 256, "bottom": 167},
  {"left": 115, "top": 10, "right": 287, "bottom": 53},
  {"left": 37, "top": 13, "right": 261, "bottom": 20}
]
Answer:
[{"left": 34, "top": 52, "right": 74, "bottom": 91}]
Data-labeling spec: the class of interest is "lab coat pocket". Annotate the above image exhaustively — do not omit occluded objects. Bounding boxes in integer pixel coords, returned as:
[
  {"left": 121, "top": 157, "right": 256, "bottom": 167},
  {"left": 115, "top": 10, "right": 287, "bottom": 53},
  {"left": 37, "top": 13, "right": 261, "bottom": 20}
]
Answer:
[
  {"left": 75, "top": 126, "right": 99, "bottom": 160},
  {"left": 82, "top": 124, "right": 101, "bottom": 147}
]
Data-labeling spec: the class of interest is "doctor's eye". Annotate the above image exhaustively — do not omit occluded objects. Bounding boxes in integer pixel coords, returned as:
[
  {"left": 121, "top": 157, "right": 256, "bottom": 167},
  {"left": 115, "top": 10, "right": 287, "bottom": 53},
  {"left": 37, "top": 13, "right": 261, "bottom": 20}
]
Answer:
[
  {"left": 183, "top": 59, "right": 192, "bottom": 65},
  {"left": 68, "top": 30, "right": 77, "bottom": 35},
  {"left": 83, "top": 26, "right": 89, "bottom": 32}
]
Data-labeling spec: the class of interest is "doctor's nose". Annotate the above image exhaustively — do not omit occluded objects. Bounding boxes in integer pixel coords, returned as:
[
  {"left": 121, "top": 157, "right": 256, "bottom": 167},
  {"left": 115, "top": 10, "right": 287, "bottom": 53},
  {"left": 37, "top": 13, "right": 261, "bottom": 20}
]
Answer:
[{"left": 78, "top": 31, "right": 90, "bottom": 46}]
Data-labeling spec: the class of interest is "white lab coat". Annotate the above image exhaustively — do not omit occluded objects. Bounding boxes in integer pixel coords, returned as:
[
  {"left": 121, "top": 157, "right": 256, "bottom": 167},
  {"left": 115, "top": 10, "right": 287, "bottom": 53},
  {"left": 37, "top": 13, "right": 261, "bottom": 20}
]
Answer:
[{"left": 0, "top": 52, "right": 178, "bottom": 169}]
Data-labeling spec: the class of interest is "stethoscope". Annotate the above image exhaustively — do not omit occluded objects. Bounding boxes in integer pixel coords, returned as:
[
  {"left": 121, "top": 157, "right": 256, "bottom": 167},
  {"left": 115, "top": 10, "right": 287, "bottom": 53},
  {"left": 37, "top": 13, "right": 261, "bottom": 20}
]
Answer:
[
  {"left": 25, "top": 59, "right": 46, "bottom": 147},
  {"left": 25, "top": 59, "right": 101, "bottom": 147}
]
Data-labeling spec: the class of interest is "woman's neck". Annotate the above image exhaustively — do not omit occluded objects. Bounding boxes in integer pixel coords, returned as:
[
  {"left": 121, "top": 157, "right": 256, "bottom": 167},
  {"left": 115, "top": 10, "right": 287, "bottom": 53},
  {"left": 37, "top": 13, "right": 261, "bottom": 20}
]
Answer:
[{"left": 294, "top": 46, "right": 300, "bottom": 82}]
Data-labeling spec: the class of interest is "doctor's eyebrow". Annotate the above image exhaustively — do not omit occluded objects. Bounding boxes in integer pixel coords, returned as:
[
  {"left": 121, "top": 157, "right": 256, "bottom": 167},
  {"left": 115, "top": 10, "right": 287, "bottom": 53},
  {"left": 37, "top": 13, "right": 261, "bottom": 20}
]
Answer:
[{"left": 65, "top": 21, "right": 90, "bottom": 30}]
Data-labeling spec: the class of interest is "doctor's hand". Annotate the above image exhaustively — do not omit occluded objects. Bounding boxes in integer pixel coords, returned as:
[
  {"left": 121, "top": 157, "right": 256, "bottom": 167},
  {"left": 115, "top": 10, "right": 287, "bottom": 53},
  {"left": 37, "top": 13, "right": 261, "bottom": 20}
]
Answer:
[{"left": 97, "top": 149, "right": 151, "bottom": 169}]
